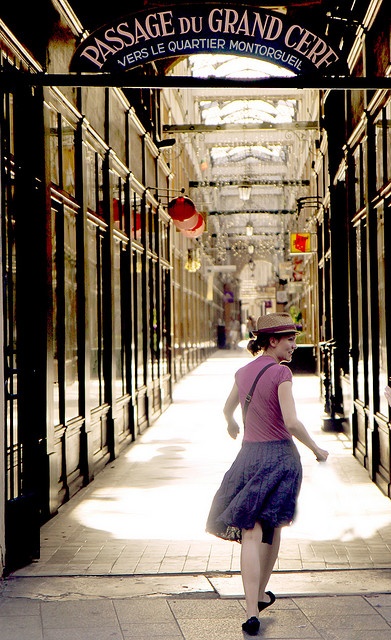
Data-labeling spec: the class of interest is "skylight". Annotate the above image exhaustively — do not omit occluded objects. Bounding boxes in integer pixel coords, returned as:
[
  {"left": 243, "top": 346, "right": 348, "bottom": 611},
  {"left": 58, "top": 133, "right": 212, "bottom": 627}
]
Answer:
[{"left": 189, "top": 54, "right": 296, "bottom": 79}]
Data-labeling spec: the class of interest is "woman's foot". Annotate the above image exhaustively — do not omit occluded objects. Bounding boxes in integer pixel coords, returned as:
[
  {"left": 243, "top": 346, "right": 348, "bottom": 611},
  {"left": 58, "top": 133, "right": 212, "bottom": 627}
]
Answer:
[
  {"left": 258, "top": 590, "right": 276, "bottom": 612},
  {"left": 242, "top": 616, "right": 260, "bottom": 635}
]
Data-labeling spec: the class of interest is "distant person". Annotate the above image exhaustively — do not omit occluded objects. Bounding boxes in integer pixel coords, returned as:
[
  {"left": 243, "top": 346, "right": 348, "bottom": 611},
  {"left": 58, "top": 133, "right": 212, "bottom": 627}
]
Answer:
[
  {"left": 229, "top": 317, "right": 241, "bottom": 349},
  {"left": 206, "top": 312, "right": 328, "bottom": 636}
]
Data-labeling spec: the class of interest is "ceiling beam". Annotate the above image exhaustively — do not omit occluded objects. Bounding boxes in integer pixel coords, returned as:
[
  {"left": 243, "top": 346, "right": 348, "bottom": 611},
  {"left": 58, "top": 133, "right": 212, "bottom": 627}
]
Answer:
[
  {"left": 164, "top": 122, "right": 318, "bottom": 133},
  {"left": 190, "top": 179, "right": 309, "bottom": 187},
  {"left": 208, "top": 209, "right": 295, "bottom": 215},
  {"left": 1, "top": 72, "right": 391, "bottom": 90}
]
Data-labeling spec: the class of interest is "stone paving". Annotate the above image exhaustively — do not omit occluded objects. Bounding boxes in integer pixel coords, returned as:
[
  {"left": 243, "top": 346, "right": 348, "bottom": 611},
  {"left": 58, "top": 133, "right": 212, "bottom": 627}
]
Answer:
[
  {"left": 13, "top": 350, "right": 391, "bottom": 578},
  {"left": 2, "top": 349, "right": 391, "bottom": 639}
]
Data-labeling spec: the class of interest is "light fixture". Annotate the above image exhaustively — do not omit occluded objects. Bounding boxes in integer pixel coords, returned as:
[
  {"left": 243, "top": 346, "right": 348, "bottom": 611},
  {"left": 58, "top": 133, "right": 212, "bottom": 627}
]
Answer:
[
  {"left": 184, "top": 248, "right": 201, "bottom": 272},
  {"left": 238, "top": 180, "right": 252, "bottom": 202},
  {"left": 246, "top": 221, "right": 254, "bottom": 236},
  {"left": 248, "top": 243, "right": 255, "bottom": 255}
]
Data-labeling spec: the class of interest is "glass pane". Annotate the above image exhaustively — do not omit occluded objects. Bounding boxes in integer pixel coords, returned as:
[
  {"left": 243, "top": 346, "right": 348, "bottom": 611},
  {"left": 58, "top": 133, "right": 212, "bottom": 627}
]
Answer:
[
  {"left": 161, "top": 268, "right": 169, "bottom": 376},
  {"left": 149, "top": 259, "right": 158, "bottom": 381},
  {"left": 356, "top": 222, "right": 365, "bottom": 401},
  {"left": 64, "top": 208, "right": 79, "bottom": 421},
  {"left": 88, "top": 220, "right": 104, "bottom": 407},
  {"left": 113, "top": 237, "right": 125, "bottom": 398},
  {"left": 135, "top": 252, "right": 144, "bottom": 388},
  {"left": 131, "top": 191, "right": 142, "bottom": 240},
  {"left": 353, "top": 145, "right": 361, "bottom": 212},
  {"left": 377, "top": 204, "right": 388, "bottom": 416},
  {"left": 49, "top": 108, "right": 60, "bottom": 186},
  {"left": 52, "top": 210, "right": 60, "bottom": 426},
  {"left": 62, "top": 118, "right": 75, "bottom": 197},
  {"left": 387, "top": 102, "right": 391, "bottom": 183},
  {"left": 85, "top": 145, "right": 96, "bottom": 212},
  {"left": 375, "top": 114, "right": 384, "bottom": 191}
]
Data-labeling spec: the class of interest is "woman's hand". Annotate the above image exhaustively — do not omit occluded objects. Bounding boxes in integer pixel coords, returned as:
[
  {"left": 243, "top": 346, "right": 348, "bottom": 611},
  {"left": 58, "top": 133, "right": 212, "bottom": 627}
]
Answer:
[
  {"left": 227, "top": 420, "right": 240, "bottom": 440},
  {"left": 314, "top": 446, "right": 329, "bottom": 462}
]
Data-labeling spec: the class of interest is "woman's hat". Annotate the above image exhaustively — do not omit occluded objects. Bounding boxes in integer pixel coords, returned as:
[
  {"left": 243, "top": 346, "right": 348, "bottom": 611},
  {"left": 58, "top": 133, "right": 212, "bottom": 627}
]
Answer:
[{"left": 253, "top": 312, "right": 299, "bottom": 335}]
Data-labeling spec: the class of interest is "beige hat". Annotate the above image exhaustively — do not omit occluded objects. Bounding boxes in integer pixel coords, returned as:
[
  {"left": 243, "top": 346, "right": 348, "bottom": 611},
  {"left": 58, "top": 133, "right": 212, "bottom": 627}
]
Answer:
[{"left": 253, "top": 312, "right": 299, "bottom": 335}]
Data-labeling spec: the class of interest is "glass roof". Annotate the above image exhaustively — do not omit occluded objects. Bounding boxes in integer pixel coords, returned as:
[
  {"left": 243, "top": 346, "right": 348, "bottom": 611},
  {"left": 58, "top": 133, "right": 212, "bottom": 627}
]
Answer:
[
  {"left": 210, "top": 144, "right": 287, "bottom": 165},
  {"left": 189, "top": 55, "right": 297, "bottom": 168},
  {"left": 199, "top": 98, "right": 296, "bottom": 125},
  {"left": 189, "top": 54, "right": 295, "bottom": 79}
]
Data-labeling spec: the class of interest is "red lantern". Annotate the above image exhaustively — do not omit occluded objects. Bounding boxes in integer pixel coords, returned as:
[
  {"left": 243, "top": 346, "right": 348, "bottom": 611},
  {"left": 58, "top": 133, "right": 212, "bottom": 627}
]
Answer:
[
  {"left": 168, "top": 196, "right": 200, "bottom": 229},
  {"left": 181, "top": 213, "right": 205, "bottom": 238}
]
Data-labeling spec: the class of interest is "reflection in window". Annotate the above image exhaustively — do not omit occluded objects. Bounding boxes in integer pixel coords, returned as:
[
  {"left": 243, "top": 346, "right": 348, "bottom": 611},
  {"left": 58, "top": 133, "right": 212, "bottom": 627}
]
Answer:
[
  {"left": 49, "top": 109, "right": 59, "bottom": 186},
  {"left": 134, "top": 251, "right": 144, "bottom": 389},
  {"left": 62, "top": 118, "right": 75, "bottom": 196},
  {"left": 131, "top": 191, "right": 142, "bottom": 240},
  {"left": 64, "top": 208, "right": 79, "bottom": 421},
  {"left": 113, "top": 237, "right": 125, "bottom": 398},
  {"left": 161, "top": 268, "right": 170, "bottom": 376},
  {"left": 386, "top": 102, "right": 391, "bottom": 183},
  {"left": 356, "top": 221, "right": 366, "bottom": 401},
  {"left": 52, "top": 212, "right": 60, "bottom": 426},
  {"left": 375, "top": 113, "right": 384, "bottom": 192},
  {"left": 148, "top": 259, "right": 158, "bottom": 381},
  {"left": 353, "top": 145, "right": 362, "bottom": 212},
  {"left": 377, "top": 204, "right": 388, "bottom": 416},
  {"left": 88, "top": 220, "right": 105, "bottom": 408}
]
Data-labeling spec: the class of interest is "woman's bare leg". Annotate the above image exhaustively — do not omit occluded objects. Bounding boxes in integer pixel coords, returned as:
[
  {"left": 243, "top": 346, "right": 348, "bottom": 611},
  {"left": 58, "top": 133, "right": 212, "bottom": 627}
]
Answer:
[
  {"left": 241, "top": 523, "right": 263, "bottom": 618},
  {"left": 258, "top": 527, "right": 281, "bottom": 603}
]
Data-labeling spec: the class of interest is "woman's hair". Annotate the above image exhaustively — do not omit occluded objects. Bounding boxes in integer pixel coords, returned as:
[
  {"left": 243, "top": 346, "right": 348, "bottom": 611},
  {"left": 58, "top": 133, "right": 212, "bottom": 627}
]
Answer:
[
  {"left": 247, "top": 333, "right": 272, "bottom": 355},
  {"left": 247, "top": 331, "right": 296, "bottom": 356}
]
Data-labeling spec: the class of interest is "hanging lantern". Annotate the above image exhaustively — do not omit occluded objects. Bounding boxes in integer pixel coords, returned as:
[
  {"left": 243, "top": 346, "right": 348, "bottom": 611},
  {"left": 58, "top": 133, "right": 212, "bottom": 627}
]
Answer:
[
  {"left": 168, "top": 196, "right": 199, "bottom": 230},
  {"left": 181, "top": 212, "right": 205, "bottom": 238}
]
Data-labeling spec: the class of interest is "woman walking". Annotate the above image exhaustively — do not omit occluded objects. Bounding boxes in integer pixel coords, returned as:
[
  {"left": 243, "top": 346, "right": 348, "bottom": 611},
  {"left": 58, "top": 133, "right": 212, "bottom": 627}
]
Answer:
[{"left": 206, "top": 312, "right": 329, "bottom": 635}]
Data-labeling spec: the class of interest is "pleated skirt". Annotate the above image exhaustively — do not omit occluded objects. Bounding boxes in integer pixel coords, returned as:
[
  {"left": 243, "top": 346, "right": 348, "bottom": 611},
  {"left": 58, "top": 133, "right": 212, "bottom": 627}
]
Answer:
[{"left": 205, "top": 439, "right": 302, "bottom": 544}]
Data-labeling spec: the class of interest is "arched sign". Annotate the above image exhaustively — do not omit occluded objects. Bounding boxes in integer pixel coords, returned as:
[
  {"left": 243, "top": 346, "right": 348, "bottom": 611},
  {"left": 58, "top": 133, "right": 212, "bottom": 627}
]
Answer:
[{"left": 70, "top": 4, "right": 346, "bottom": 76}]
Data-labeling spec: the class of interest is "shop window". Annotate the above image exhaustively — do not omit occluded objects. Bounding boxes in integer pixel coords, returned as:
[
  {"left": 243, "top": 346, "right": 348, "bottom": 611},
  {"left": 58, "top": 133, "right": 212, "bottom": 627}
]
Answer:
[
  {"left": 160, "top": 218, "right": 169, "bottom": 262},
  {"left": 353, "top": 144, "right": 364, "bottom": 212},
  {"left": 49, "top": 109, "right": 60, "bottom": 187},
  {"left": 62, "top": 118, "right": 75, "bottom": 197},
  {"left": 131, "top": 191, "right": 142, "bottom": 241},
  {"left": 160, "top": 268, "right": 170, "bottom": 376},
  {"left": 52, "top": 212, "right": 60, "bottom": 426},
  {"left": 377, "top": 203, "right": 388, "bottom": 416},
  {"left": 85, "top": 145, "right": 97, "bottom": 212},
  {"left": 355, "top": 219, "right": 367, "bottom": 402},
  {"left": 386, "top": 102, "right": 391, "bottom": 184},
  {"left": 63, "top": 208, "right": 79, "bottom": 420},
  {"left": 375, "top": 114, "right": 385, "bottom": 191},
  {"left": 52, "top": 204, "right": 80, "bottom": 425},
  {"left": 134, "top": 251, "right": 145, "bottom": 389},
  {"left": 87, "top": 219, "right": 105, "bottom": 408},
  {"left": 113, "top": 236, "right": 126, "bottom": 398},
  {"left": 148, "top": 258, "right": 159, "bottom": 381},
  {"left": 111, "top": 172, "right": 127, "bottom": 233}
]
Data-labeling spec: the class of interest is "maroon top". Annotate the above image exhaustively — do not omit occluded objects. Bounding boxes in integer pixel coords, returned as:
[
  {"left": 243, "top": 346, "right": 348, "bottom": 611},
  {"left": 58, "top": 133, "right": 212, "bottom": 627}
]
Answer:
[{"left": 235, "top": 355, "right": 292, "bottom": 442}]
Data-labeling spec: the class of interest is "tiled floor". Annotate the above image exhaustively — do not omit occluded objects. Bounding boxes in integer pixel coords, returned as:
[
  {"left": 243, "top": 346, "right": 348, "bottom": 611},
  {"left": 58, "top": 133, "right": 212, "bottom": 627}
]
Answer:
[
  {"left": 4, "top": 350, "right": 391, "bottom": 639},
  {"left": 13, "top": 349, "right": 391, "bottom": 579}
]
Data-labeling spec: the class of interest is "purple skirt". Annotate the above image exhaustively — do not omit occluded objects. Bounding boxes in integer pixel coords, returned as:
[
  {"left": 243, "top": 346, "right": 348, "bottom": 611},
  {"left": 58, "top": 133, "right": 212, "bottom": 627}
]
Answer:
[{"left": 205, "top": 439, "right": 302, "bottom": 544}]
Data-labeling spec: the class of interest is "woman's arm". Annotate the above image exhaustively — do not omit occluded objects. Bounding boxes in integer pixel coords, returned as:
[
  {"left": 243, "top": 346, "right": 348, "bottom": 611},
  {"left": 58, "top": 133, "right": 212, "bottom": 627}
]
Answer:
[
  {"left": 223, "top": 382, "right": 241, "bottom": 439},
  {"left": 278, "top": 380, "right": 329, "bottom": 462}
]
